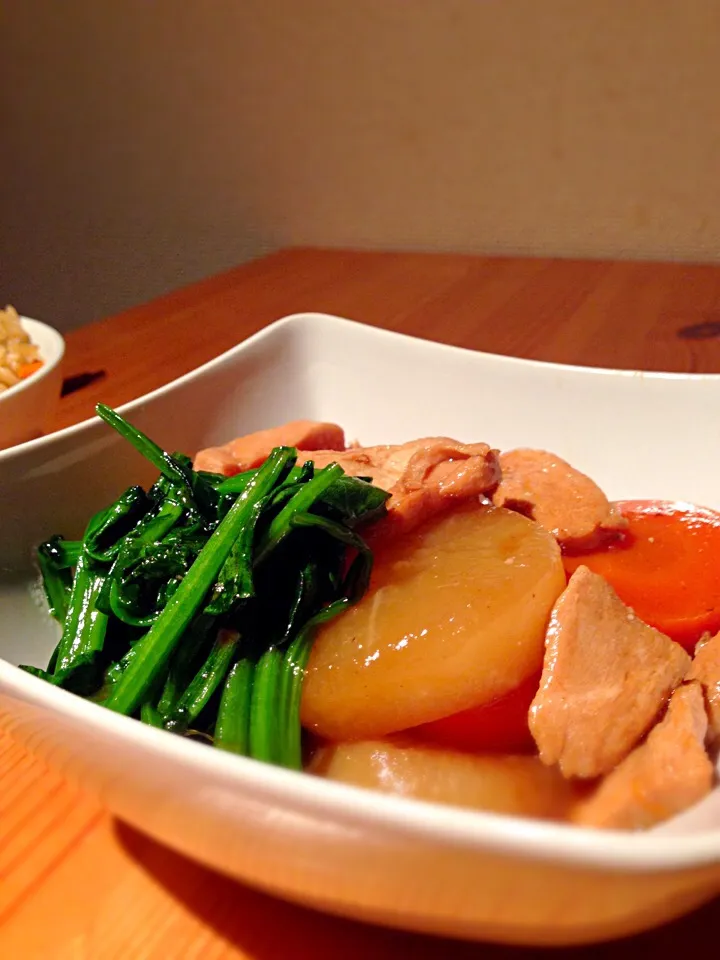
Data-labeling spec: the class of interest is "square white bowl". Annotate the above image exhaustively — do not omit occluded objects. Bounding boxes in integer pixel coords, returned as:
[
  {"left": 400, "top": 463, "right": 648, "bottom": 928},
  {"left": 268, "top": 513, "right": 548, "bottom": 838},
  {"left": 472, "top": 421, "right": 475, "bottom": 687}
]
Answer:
[{"left": 2, "top": 313, "right": 720, "bottom": 946}]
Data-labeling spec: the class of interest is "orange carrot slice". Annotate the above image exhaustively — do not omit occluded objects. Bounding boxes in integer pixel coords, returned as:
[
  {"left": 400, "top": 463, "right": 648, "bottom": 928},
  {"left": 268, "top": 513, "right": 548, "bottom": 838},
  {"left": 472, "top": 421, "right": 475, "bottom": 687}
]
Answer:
[
  {"left": 407, "top": 672, "right": 540, "bottom": 754},
  {"left": 17, "top": 360, "right": 43, "bottom": 380},
  {"left": 563, "top": 501, "right": 720, "bottom": 651}
]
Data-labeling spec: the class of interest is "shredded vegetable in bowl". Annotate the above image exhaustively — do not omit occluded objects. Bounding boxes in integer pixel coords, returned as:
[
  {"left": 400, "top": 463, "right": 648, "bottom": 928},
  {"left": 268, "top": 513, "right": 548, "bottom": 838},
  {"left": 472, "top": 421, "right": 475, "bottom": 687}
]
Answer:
[{"left": 0, "top": 305, "right": 43, "bottom": 393}]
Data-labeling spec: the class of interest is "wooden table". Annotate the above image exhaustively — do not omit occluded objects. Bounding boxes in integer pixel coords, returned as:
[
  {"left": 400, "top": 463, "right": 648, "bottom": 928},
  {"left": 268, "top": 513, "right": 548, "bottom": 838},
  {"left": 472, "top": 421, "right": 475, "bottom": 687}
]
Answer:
[{"left": 4, "top": 248, "right": 720, "bottom": 958}]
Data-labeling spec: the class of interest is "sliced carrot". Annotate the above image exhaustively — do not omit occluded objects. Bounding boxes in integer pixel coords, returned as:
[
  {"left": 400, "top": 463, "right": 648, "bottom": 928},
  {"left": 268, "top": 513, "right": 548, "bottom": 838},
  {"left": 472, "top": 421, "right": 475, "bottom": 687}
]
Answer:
[
  {"left": 563, "top": 501, "right": 720, "bottom": 651},
  {"left": 17, "top": 360, "right": 43, "bottom": 380},
  {"left": 406, "top": 671, "right": 540, "bottom": 754}
]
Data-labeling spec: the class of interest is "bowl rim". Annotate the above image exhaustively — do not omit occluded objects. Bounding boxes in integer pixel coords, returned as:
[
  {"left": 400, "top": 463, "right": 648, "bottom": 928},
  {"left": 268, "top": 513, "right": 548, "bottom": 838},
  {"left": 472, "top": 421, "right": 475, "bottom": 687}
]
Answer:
[
  {"left": 0, "top": 315, "right": 65, "bottom": 403},
  {"left": 1, "top": 311, "right": 719, "bottom": 466},
  {"left": 3, "top": 312, "right": 720, "bottom": 874}
]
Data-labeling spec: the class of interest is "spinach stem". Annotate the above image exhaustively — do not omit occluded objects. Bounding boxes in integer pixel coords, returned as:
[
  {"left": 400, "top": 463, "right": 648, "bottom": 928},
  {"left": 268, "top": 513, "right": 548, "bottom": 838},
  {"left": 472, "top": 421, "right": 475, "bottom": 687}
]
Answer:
[
  {"left": 215, "top": 658, "right": 254, "bottom": 755},
  {"left": 164, "top": 628, "right": 239, "bottom": 728},
  {"left": 54, "top": 558, "right": 108, "bottom": 673},
  {"left": 281, "top": 599, "right": 350, "bottom": 769},
  {"left": 37, "top": 549, "right": 73, "bottom": 624},
  {"left": 156, "top": 614, "right": 215, "bottom": 717},
  {"left": 141, "top": 703, "right": 164, "bottom": 728},
  {"left": 249, "top": 647, "right": 283, "bottom": 763},
  {"left": 96, "top": 404, "right": 193, "bottom": 495}
]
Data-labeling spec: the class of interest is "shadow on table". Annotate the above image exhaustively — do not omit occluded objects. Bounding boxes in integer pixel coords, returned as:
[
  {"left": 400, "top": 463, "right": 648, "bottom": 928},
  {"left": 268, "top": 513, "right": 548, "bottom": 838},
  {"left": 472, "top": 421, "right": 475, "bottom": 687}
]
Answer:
[{"left": 115, "top": 821, "right": 720, "bottom": 960}]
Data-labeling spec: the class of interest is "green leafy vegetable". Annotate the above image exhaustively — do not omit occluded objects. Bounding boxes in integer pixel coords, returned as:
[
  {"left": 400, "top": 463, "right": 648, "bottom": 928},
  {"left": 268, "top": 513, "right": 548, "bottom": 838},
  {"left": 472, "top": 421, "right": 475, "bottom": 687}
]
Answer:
[
  {"left": 53, "top": 555, "right": 109, "bottom": 675},
  {"left": 104, "top": 446, "right": 295, "bottom": 716},
  {"left": 37, "top": 538, "right": 77, "bottom": 623},
  {"left": 215, "top": 657, "right": 254, "bottom": 755},
  {"left": 84, "top": 486, "right": 150, "bottom": 562},
  {"left": 163, "top": 627, "right": 239, "bottom": 732},
  {"left": 24, "top": 405, "right": 387, "bottom": 772}
]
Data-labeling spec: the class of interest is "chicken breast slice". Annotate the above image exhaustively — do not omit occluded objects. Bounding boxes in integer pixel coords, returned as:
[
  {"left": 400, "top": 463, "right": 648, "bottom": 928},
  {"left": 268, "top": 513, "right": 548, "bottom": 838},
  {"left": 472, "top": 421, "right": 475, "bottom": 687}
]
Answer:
[
  {"left": 686, "top": 630, "right": 720, "bottom": 745},
  {"left": 199, "top": 427, "right": 502, "bottom": 535},
  {"left": 572, "top": 682, "right": 713, "bottom": 830},
  {"left": 529, "top": 566, "right": 690, "bottom": 778},
  {"left": 193, "top": 420, "right": 346, "bottom": 475},
  {"left": 307, "top": 437, "right": 501, "bottom": 533},
  {"left": 492, "top": 449, "right": 626, "bottom": 550}
]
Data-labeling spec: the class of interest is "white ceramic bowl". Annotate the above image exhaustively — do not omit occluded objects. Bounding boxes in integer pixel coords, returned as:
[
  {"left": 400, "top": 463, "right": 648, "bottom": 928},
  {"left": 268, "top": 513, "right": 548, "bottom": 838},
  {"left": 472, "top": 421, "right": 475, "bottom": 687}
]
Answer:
[
  {"left": 0, "top": 316, "right": 65, "bottom": 450},
  {"left": 2, "top": 314, "right": 720, "bottom": 947}
]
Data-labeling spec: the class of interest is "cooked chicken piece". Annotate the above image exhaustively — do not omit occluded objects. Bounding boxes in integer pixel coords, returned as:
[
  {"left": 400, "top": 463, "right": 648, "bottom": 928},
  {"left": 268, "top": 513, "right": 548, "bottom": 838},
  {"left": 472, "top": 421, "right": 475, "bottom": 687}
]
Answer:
[
  {"left": 193, "top": 420, "right": 346, "bottom": 475},
  {"left": 199, "top": 425, "right": 502, "bottom": 534},
  {"left": 308, "top": 438, "right": 501, "bottom": 533},
  {"left": 572, "top": 682, "right": 713, "bottom": 830},
  {"left": 492, "top": 449, "right": 626, "bottom": 550},
  {"left": 686, "top": 630, "right": 720, "bottom": 745},
  {"left": 529, "top": 566, "right": 690, "bottom": 778}
]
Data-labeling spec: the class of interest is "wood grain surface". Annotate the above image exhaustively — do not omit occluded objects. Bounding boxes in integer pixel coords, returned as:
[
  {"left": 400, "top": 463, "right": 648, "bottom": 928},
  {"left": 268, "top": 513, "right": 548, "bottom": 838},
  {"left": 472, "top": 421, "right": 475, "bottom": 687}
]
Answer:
[{"left": 4, "top": 248, "right": 720, "bottom": 958}]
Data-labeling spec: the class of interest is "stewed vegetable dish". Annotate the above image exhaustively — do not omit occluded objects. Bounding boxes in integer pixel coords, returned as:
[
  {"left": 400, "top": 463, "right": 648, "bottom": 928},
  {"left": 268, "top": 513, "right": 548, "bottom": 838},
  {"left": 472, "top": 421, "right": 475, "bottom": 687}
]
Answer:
[{"left": 23, "top": 408, "right": 720, "bottom": 831}]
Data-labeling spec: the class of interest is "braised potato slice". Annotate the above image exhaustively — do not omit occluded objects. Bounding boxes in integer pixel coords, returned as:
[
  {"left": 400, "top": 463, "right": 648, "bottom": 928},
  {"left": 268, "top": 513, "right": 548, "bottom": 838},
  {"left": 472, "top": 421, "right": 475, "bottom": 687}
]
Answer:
[
  {"left": 301, "top": 505, "right": 565, "bottom": 741},
  {"left": 311, "top": 740, "right": 579, "bottom": 820}
]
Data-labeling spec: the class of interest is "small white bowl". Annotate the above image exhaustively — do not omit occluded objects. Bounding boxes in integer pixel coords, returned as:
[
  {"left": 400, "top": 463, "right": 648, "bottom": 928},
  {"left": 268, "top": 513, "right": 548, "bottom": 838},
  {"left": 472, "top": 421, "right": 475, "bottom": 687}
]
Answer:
[{"left": 0, "top": 316, "right": 65, "bottom": 450}]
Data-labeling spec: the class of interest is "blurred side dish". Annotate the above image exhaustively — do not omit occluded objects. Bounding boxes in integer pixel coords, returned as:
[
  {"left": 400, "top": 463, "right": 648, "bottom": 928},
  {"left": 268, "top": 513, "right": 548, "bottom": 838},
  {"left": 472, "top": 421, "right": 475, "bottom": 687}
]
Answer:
[{"left": 0, "top": 305, "right": 43, "bottom": 393}]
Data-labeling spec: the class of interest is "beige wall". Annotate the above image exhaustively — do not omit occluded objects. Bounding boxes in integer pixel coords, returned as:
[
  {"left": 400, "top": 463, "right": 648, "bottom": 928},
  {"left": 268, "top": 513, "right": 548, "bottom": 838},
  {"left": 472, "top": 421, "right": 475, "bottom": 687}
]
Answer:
[{"left": 3, "top": 0, "right": 720, "bottom": 330}]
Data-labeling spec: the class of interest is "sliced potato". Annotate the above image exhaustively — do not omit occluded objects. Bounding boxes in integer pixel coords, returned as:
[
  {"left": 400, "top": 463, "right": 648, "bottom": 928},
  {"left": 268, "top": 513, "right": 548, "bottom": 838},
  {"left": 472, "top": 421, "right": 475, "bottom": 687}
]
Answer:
[
  {"left": 301, "top": 504, "right": 565, "bottom": 741},
  {"left": 311, "top": 739, "right": 579, "bottom": 820}
]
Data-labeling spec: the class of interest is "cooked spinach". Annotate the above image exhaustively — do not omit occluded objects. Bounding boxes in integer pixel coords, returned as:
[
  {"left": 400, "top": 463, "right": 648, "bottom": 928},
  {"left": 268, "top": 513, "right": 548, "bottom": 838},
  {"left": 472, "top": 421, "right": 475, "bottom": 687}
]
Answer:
[{"left": 23, "top": 404, "right": 389, "bottom": 770}]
